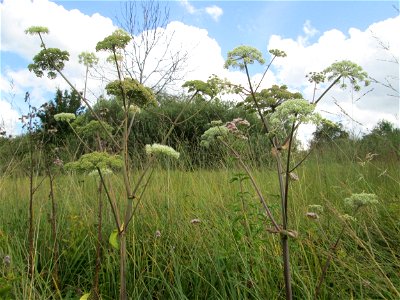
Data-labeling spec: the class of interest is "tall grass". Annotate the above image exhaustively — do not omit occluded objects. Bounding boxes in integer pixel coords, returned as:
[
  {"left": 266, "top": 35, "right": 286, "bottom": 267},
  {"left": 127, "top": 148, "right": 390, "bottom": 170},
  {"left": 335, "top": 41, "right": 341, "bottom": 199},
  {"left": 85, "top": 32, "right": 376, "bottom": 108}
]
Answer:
[{"left": 0, "top": 156, "right": 399, "bottom": 299}]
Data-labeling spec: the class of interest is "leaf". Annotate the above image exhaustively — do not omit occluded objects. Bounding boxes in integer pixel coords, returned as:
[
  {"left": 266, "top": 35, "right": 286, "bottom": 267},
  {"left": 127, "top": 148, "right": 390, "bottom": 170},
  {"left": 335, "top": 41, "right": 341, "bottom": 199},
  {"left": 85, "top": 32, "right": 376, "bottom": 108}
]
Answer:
[
  {"left": 80, "top": 293, "right": 91, "bottom": 300},
  {"left": 109, "top": 229, "right": 119, "bottom": 250}
]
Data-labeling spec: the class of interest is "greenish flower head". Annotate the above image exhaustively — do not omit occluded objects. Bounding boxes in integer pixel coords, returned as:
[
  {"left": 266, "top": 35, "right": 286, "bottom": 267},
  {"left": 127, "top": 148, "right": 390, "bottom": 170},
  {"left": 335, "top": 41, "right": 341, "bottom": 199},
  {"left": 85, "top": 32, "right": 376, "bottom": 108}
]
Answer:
[
  {"left": 54, "top": 113, "right": 76, "bottom": 122},
  {"left": 224, "top": 45, "right": 265, "bottom": 70},
  {"left": 145, "top": 144, "right": 180, "bottom": 159},
  {"left": 323, "top": 60, "right": 370, "bottom": 91},
  {"left": 25, "top": 26, "right": 49, "bottom": 35},
  {"left": 306, "top": 71, "right": 326, "bottom": 84},
  {"left": 28, "top": 48, "right": 70, "bottom": 79},
  {"left": 64, "top": 151, "right": 123, "bottom": 173},
  {"left": 341, "top": 214, "right": 357, "bottom": 222},
  {"left": 88, "top": 168, "right": 113, "bottom": 177},
  {"left": 78, "top": 52, "right": 99, "bottom": 68},
  {"left": 128, "top": 104, "right": 141, "bottom": 116},
  {"left": 200, "top": 126, "right": 229, "bottom": 148},
  {"left": 269, "top": 49, "right": 287, "bottom": 58},
  {"left": 106, "top": 78, "right": 156, "bottom": 107},
  {"left": 344, "top": 193, "right": 378, "bottom": 208},
  {"left": 96, "top": 29, "right": 131, "bottom": 52},
  {"left": 308, "top": 204, "right": 324, "bottom": 212},
  {"left": 269, "top": 99, "right": 323, "bottom": 129}
]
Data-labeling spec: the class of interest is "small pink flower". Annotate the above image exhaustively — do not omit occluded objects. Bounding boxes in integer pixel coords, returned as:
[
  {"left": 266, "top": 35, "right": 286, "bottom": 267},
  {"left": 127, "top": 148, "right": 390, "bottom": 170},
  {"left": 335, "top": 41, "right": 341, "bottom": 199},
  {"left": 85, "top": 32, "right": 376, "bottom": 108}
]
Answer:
[
  {"left": 53, "top": 158, "right": 63, "bottom": 167},
  {"left": 155, "top": 230, "right": 161, "bottom": 238},
  {"left": 306, "top": 212, "right": 319, "bottom": 219}
]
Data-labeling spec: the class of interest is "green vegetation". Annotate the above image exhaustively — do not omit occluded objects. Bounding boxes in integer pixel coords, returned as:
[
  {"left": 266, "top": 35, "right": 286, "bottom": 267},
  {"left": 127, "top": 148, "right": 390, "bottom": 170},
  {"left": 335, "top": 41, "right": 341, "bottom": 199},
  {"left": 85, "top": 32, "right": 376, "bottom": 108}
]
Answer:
[
  {"left": 0, "top": 157, "right": 399, "bottom": 299},
  {"left": 0, "top": 16, "right": 398, "bottom": 300}
]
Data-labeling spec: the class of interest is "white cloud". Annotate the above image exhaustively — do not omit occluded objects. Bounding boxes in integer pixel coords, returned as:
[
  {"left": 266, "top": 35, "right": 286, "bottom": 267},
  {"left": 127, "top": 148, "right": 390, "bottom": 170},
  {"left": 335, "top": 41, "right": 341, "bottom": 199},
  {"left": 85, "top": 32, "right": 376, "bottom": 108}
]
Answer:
[
  {"left": 267, "top": 15, "right": 399, "bottom": 145},
  {"left": 0, "top": 100, "right": 20, "bottom": 136},
  {"left": 205, "top": 5, "right": 223, "bottom": 22},
  {"left": 179, "top": 0, "right": 223, "bottom": 22},
  {"left": 1, "top": 0, "right": 398, "bottom": 142},
  {"left": 180, "top": 0, "right": 196, "bottom": 14}
]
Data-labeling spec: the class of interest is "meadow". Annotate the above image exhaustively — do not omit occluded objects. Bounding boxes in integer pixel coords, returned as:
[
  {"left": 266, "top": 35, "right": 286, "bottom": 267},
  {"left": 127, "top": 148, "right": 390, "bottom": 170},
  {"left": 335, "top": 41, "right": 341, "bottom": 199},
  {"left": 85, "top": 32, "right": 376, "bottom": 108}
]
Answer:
[{"left": 1, "top": 153, "right": 399, "bottom": 299}]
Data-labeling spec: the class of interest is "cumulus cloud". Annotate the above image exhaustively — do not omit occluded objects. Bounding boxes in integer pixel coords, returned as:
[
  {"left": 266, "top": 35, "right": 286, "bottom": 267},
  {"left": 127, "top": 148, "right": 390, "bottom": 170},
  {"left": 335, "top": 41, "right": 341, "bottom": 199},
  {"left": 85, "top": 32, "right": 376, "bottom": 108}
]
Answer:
[
  {"left": 1, "top": 0, "right": 397, "bottom": 143},
  {"left": 180, "top": 0, "right": 196, "bottom": 14},
  {"left": 267, "top": 16, "right": 399, "bottom": 145},
  {"left": 205, "top": 5, "right": 223, "bottom": 22},
  {"left": 179, "top": 0, "right": 223, "bottom": 22},
  {"left": 0, "top": 100, "right": 20, "bottom": 136}
]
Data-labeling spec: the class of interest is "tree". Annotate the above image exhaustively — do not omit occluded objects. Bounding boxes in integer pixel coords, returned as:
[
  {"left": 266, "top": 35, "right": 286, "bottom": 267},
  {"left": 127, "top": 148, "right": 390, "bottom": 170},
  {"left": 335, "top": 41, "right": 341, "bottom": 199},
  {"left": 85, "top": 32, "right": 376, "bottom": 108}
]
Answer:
[
  {"left": 361, "top": 120, "right": 400, "bottom": 159},
  {"left": 36, "top": 89, "right": 83, "bottom": 145},
  {"left": 310, "top": 121, "right": 349, "bottom": 148},
  {"left": 117, "top": 0, "right": 188, "bottom": 94}
]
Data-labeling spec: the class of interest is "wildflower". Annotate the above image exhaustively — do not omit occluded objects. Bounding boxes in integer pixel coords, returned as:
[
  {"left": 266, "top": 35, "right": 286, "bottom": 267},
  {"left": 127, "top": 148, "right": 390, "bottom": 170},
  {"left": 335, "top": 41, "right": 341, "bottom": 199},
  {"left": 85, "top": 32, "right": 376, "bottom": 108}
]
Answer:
[
  {"left": 145, "top": 143, "right": 180, "bottom": 159},
  {"left": 308, "top": 204, "right": 324, "bottom": 212},
  {"left": 344, "top": 193, "right": 378, "bottom": 208},
  {"left": 226, "top": 121, "right": 238, "bottom": 133},
  {"left": 190, "top": 218, "right": 201, "bottom": 224},
  {"left": 289, "top": 172, "right": 299, "bottom": 181},
  {"left": 306, "top": 212, "right": 319, "bottom": 219},
  {"left": 3, "top": 255, "right": 10, "bottom": 267},
  {"left": 341, "top": 214, "right": 357, "bottom": 222},
  {"left": 54, "top": 113, "right": 76, "bottom": 122},
  {"left": 201, "top": 126, "right": 229, "bottom": 147},
  {"left": 232, "top": 118, "right": 250, "bottom": 127},
  {"left": 210, "top": 120, "right": 223, "bottom": 126},
  {"left": 64, "top": 151, "right": 123, "bottom": 173},
  {"left": 155, "top": 230, "right": 161, "bottom": 238},
  {"left": 53, "top": 157, "right": 63, "bottom": 167},
  {"left": 128, "top": 104, "right": 141, "bottom": 115},
  {"left": 88, "top": 168, "right": 113, "bottom": 177}
]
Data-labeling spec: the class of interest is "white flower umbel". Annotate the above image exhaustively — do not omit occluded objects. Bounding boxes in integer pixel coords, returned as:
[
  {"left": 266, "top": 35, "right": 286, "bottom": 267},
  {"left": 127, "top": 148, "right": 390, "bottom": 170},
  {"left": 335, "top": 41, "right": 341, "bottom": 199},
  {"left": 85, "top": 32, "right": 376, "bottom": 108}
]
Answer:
[
  {"left": 88, "top": 168, "right": 113, "bottom": 177},
  {"left": 54, "top": 113, "right": 76, "bottom": 122},
  {"left": 128, "top": 104, "right": 141, "bottom": 115},
  {"left": 344, "top": 193, "right": 378, "bottom": 208},
  {"left": 145, "top": 143, "right": 180, "bottom": 159}
]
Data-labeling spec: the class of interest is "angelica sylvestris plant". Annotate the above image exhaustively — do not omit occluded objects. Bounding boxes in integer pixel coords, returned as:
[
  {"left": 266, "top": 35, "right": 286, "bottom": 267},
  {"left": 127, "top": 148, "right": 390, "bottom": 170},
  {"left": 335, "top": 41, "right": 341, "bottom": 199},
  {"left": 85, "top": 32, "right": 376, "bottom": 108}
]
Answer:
[
  {"left": 26, "top": 25, "right": 228, "bottom": 300},
  {"left": 315, "top": 193, "right": 379, "bottom": 297},
  {"left": 200, "top": 44, "right": 371, "bottom": 300}
]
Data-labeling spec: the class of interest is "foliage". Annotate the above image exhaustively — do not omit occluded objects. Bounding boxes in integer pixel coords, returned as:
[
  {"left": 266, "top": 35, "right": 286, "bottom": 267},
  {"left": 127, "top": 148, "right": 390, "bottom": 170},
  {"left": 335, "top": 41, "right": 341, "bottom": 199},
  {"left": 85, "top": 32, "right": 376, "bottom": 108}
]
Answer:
[
  {"left": 310, "top": 121, "right": 349, "bottom": 148},
  {"left": 240, "top": 85, "right": 303, "bottom": 114},
  {"left": 36, "top": 89, "right": 83, "bottom": 146}
]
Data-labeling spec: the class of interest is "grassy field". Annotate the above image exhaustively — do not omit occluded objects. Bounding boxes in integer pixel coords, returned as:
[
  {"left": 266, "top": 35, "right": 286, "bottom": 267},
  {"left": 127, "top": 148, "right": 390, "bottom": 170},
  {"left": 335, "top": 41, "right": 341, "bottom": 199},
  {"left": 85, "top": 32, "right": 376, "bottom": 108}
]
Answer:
[{"left": 0, "top": 157, "right": 399, "bottom": 299}]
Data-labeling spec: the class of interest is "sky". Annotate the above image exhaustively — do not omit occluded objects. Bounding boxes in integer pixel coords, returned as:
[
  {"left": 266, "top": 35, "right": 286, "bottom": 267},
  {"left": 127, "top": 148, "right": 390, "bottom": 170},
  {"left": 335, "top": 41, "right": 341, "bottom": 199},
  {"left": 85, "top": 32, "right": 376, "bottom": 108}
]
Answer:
[{"left": 1, "top": 0, "right": 399, "bottom": 146}]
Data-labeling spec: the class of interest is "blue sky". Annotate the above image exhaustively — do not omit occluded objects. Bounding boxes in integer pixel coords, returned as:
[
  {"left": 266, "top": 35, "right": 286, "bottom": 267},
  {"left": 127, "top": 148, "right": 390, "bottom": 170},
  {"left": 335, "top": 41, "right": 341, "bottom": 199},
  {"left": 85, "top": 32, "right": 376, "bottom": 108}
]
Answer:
[{"left": 1, "top": 0, "right": 399, "bottom": 143}]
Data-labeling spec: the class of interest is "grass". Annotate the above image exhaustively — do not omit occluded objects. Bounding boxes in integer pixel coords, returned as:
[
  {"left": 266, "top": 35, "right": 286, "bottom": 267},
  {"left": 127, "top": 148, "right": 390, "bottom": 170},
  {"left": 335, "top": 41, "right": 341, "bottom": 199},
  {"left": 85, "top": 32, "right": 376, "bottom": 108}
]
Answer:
[{"left": 0, "top": 157, "right": 399, "bottom": 299}]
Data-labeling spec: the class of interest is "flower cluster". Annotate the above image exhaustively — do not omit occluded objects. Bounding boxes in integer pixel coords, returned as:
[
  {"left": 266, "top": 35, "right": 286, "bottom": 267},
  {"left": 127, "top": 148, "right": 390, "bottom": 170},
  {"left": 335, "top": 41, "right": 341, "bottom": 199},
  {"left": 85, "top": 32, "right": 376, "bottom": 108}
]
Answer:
[
  {"left": 200, "top": 125, "right": 229, "bottom": 148},
  {"left": 64, "top": 151, "right": 123, "bottom": 173},
  {"left": 145, "top": 144, "right": 180, "bottom": 159},
  {"left": 305, "top": 204, "right": 324, "bottom": 220},
  {"left": 225, "top": 118, "right": 250, "bottom": 140},
  {"left": 88, "top": 168, "right": 113, "bottom": 177},
  {"left": 54, "top": 113, "right": 76, "bottom": 123},
  {"left": 344, "top": 193, "right": 378, "bottom": 208},
  {"left": 128, "top": 104, "right": 141, "bottom": 115}
]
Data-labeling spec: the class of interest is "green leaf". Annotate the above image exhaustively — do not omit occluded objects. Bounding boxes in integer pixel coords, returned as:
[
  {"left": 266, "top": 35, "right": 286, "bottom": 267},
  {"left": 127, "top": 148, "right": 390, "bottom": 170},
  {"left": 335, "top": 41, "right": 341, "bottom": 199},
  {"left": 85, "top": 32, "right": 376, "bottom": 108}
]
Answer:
[
  {"left": 79, "top": 293, "right": 91, "bottom": 300},
  {"left": 109, "top": 229, "right": 119, "bottom": 250}
]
